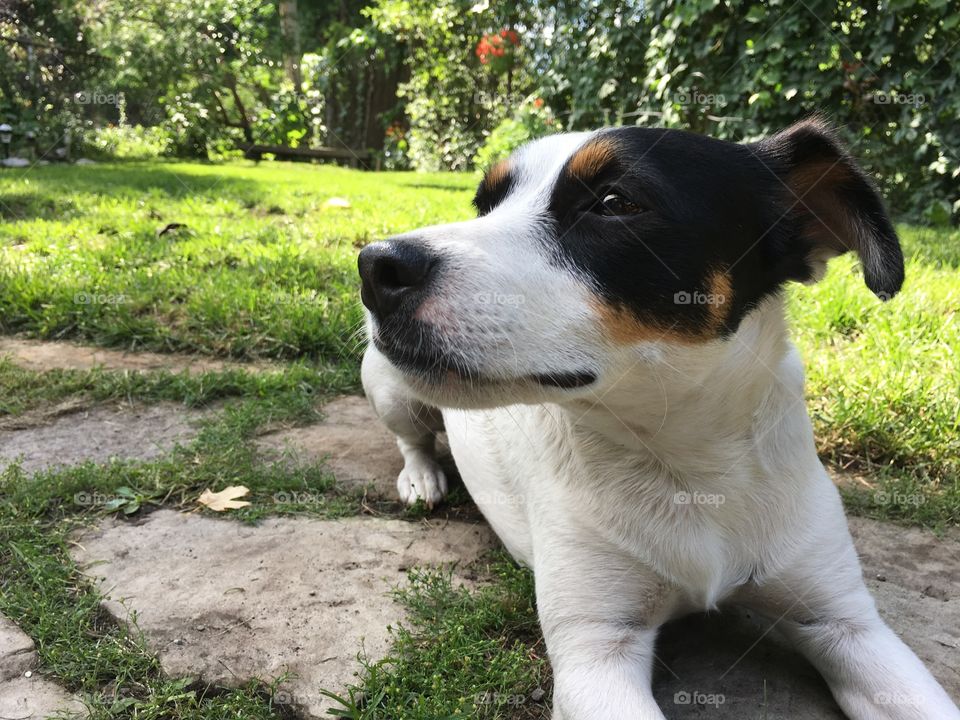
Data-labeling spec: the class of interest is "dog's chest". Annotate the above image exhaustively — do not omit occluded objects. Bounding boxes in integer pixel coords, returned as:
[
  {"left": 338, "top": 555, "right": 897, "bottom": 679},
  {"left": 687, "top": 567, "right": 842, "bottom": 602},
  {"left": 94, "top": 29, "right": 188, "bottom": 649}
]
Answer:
[
  {"left": 563, "top": 447, "right": 765, "bottom": 606},
  {"left": 446, "top": 405, "right": 803, "bottom": 609}
]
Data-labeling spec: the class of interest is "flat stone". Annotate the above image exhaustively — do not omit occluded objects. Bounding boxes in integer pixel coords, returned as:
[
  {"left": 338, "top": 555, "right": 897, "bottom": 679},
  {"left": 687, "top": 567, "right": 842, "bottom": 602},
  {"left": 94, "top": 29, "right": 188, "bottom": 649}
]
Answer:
[
  {"left": 0, "top": 676, "right": 87, "bottom": 719},
  {"left": 0, "top": 402, "right": 206, "bottom": 474},
  {"left": 849, "top": 516, "right": 960, "bottom": 689},
  {"left": 256, "top": 396, "right": 405, "bottom": 498},
  {"left": 0, "top": 616, "right": 37, "bottom": 682},
  {"left": 70, "top": 510, "right": 495, "bottom": 718},
  {"left": 0, "top": 337, "right": 275, "bottom": 375},
  {"left": 67, "top": 507, "right": 959, "bottom": 719},
  {"left": 654, "top": 608, "right": 843, "bottom": 719},
  {"left": 0, "top": 616, "right": 86, "bottom": 717}
]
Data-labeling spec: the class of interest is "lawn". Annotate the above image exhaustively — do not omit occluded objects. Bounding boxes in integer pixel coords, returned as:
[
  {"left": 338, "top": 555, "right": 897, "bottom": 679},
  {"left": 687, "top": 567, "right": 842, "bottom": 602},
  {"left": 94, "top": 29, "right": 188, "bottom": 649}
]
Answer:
[{"left": 0, "top": 160, "right": 957, "bottom": 718}]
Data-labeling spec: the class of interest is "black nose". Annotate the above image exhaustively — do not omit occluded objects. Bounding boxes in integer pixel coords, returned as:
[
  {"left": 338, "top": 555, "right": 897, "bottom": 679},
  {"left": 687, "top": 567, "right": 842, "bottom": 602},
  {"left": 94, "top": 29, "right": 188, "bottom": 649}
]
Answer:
[{"left": 358, "top": 240, "right": 435, "bottom": 320}]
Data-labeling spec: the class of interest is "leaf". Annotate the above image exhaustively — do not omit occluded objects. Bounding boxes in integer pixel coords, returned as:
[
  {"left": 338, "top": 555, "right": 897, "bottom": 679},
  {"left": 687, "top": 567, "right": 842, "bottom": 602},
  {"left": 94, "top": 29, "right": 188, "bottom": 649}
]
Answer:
[{"left": 198, "top": 486, "right": 251, "bottom": 512}]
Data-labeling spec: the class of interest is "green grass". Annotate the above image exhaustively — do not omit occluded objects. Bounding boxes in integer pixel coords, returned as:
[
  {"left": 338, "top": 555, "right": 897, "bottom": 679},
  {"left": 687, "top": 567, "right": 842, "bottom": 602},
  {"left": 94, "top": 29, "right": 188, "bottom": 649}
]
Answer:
[
  {"left": 1, "top": 162, "right": 955, "bottom": 523},
  {"left": 787, "top": 226, "right": 960, "bottom": 527},
  {"left": 0, "top": 160, "right": 958, "bottom": 718},
  {"left": 327, "top": 558, "right": 549, "bottom": 720}
]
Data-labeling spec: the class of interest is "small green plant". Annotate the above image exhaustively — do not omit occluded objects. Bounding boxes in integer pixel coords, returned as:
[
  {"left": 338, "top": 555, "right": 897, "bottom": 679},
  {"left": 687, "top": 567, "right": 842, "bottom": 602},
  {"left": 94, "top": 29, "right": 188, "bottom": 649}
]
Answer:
[
  {"left": 101, "top": 486, "right": 147, "bottom": 515},
  {"left": 473, "top": 98, "right": 559, "bottom": 171}
]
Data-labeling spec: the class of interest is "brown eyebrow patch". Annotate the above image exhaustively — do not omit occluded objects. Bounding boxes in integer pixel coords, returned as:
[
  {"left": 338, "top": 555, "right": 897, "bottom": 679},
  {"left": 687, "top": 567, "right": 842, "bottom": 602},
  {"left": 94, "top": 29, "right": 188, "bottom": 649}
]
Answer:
[
  {"left": 483, "top": 158, "right": 511, "bottom": 188},
  {"left": 566, "top": 136, "right": 620, "bottom": 183},
  {"left": 474, "top": 159, "right": 513, "bottom": 214}
]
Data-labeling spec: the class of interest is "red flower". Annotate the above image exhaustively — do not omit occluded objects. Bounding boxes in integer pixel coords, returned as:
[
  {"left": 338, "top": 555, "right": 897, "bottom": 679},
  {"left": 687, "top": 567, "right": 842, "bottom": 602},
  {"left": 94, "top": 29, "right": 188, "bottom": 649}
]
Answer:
[
  {"left": 533, "top": 97, "right": 544, "bottom": 108},
  {"left": 476, "top": 31, "right": 519, "bottom": 68}
]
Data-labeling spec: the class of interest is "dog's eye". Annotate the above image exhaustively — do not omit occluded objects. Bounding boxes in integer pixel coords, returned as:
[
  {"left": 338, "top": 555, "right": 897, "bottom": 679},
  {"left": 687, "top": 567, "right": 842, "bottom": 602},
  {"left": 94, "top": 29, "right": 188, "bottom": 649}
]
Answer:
[{"left": 592, "top": 192, "right": 645, "bottom": 217}]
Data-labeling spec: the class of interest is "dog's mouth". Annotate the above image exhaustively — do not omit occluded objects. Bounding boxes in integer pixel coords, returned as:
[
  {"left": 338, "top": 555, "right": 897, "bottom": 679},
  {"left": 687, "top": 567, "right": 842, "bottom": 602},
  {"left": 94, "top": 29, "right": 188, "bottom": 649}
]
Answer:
[
  {"left": 529, "top": 371, "right": 597, "bottom": 389},
  {"left": 373, "top": 335, "right": 596, "bottom": 394}
]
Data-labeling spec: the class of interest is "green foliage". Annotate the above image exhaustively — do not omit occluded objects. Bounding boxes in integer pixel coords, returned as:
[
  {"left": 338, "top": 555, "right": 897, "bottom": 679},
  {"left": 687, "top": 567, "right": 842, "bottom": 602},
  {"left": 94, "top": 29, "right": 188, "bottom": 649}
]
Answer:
[
  {"left": 4, "top": 1, "right": 959, "bottom": 221},
  {"left": 527, "top": 1, "right": 649, "bottom": 128},
  {"left": 473, "top": 99, "right": 560, "bottom": 170},
  {"left": 634, "top": 0, "right": 960, "bottom": 222},
  {"left": 0, "top": 0, "right": 103, "bottom": 149}
]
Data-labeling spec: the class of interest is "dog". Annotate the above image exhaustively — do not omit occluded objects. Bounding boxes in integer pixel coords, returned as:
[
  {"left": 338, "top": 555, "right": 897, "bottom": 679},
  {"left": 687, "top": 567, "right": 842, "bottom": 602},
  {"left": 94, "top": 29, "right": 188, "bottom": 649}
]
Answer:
[{"left": 358, "top": 118, "right": 960, "bottom": 720}]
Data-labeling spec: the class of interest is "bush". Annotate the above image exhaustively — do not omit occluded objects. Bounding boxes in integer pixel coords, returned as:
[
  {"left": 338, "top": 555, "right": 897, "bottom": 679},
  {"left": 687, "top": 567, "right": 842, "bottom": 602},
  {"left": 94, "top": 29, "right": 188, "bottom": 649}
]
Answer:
[
  {"left": 473, "top": 99, "right": 560, "bottom": 170},
  {"left": 85, "top": 125, "right": 173, "bottom": 160},
  {"left": 634, "top": 1, "right": 960, "bottom": 224}
]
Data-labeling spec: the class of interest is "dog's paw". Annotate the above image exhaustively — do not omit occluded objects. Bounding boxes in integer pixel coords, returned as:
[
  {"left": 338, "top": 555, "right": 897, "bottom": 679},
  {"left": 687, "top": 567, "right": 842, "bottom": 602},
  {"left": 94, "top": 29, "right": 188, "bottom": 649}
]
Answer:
[{"left": 397, "top": 458, "right": 448, "bottom": 509}]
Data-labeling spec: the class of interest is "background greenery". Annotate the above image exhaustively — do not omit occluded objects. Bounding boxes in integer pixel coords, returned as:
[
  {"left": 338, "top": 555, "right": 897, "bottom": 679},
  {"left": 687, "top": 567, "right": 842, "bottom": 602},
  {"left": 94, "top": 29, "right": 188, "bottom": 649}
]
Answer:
[{"left": 1, "top": 1, "right": 958, "bottom": 220}]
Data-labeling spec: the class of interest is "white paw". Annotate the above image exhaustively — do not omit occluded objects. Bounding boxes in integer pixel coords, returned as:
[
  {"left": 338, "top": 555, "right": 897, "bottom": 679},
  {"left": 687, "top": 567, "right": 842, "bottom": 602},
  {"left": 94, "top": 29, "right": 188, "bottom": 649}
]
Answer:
[{"left": 396, "top": 458, "right": 448, "bottom": 508}]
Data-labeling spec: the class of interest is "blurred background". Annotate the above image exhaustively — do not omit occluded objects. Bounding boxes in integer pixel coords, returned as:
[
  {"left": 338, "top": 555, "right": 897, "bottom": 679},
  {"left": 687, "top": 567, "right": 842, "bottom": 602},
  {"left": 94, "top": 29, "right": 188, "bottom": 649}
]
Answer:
[{"left": 1, "top": 0, "right": 957, "bottom": 223}]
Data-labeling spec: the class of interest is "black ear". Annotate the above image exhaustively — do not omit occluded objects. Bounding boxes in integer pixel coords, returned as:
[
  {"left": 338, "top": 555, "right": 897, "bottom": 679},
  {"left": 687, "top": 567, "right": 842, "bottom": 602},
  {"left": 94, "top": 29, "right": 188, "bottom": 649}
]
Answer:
[{"left": 756, "top": 118, "right": 904, "bottom": 300}]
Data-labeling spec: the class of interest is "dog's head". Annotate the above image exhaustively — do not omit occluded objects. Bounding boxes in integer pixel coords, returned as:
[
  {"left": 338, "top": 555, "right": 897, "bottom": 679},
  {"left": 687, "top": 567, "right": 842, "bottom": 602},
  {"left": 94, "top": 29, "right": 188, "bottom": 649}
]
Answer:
[{"left": 360, "top": 119, "right": 903, "bottom": 407}]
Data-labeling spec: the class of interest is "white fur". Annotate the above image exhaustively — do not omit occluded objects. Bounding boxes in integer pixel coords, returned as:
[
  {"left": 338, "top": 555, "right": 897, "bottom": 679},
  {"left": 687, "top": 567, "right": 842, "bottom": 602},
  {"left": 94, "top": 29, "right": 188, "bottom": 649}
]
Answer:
[{"left": 361, "top": 131, "right": 960, "bottom": 719}]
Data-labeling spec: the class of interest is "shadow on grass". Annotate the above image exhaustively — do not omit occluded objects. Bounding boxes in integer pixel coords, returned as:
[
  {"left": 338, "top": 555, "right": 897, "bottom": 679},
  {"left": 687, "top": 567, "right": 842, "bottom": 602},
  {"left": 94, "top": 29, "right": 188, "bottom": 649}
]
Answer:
[
  {"left": 400, "top": 182, "right": 476, "bottom": 192},
  {"left": 0, "top": 192, "right": 78, "bottom": 221},
  {"left": 3, "top": 163, "right": 266, "bottom": 206}
]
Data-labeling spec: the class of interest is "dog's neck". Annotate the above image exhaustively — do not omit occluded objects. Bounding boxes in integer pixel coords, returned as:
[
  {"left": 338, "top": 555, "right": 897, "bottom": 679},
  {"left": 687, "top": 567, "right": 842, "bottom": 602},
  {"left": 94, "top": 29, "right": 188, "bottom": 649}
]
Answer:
[{"left": 565, "top": 295, "right": 803, "bottom": 472}]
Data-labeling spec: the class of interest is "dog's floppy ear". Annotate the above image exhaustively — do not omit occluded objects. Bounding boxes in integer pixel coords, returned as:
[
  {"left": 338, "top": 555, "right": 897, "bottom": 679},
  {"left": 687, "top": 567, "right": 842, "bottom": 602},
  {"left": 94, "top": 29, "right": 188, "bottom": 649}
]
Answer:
[{"left": 757, "top": 118, "right": 904, "bottom": 300}]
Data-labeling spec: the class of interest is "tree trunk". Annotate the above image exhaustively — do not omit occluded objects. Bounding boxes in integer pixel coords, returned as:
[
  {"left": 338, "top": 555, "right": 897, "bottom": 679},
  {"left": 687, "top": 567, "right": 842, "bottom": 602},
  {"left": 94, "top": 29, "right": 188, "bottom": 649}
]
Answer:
[{"left": 278, "top": 0, "right": 302, "bottom": 90}]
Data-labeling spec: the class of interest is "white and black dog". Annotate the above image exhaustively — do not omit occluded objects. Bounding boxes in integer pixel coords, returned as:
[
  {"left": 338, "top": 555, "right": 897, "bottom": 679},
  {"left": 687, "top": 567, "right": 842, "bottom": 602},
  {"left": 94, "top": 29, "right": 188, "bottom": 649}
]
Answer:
[{"left": 358, "top": 119, "right": 960, "bottom": 720}]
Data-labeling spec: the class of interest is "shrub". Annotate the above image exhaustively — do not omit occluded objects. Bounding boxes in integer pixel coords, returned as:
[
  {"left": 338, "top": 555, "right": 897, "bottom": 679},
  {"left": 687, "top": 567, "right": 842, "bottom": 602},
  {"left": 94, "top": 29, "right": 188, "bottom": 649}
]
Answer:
[
  {"left": 84, "top": 125, "right": 173, "bottom": 160},
  {"left": 473, "top": 99, "right": 560, "bottom": 170}
]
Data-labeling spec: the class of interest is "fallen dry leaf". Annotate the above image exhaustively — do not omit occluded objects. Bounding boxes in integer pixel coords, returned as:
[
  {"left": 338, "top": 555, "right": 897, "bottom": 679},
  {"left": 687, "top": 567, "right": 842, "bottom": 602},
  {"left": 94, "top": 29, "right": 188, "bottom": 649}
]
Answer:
[{"left": 198, "top": 485, "right": 251, "bottom": 512}]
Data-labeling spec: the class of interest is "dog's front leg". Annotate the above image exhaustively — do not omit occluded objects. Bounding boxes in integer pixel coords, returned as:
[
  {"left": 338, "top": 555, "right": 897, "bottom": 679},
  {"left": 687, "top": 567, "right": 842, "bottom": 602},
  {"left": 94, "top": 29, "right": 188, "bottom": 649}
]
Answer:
[
  {"left": 748, "top": 520, "right": 960, "bottom": 720},
  {"left": 534, "top": 540, "right": 674, "bottom": 720},
  {"left": 361, "top": 345, "right": 448, "bottom": 507}
]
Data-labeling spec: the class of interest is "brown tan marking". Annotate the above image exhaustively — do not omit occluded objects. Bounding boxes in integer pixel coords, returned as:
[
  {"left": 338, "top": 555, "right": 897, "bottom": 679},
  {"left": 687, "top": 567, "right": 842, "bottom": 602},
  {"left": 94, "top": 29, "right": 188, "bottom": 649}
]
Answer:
[
  {"left": 566, "top": 136, "right": 620, "bottom": 183},
  {"left": 590, "top": 268, "right": 734, "bottom": 345},
  {"left": 704, "top": 269, "right": 733, "bottom": 332},
  {"left": 591, "top": 299, "right": 667, "bottom": 345}
]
